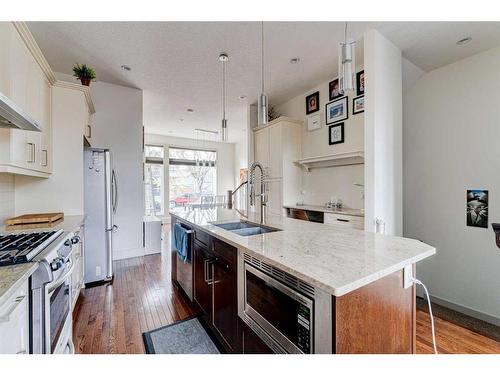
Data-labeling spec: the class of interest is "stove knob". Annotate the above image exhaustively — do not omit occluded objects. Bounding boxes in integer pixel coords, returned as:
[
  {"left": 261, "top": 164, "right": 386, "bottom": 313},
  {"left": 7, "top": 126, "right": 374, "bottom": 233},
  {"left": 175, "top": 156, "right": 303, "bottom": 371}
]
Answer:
[
  {"left": 64, "top": 239, "right": 71, "bottom": 247},
  {"left": 50, "top": 257, "right": 64, "bottom": 271},
  {"left": 71, "top": 236, "right": 80, "bottom": 245}
]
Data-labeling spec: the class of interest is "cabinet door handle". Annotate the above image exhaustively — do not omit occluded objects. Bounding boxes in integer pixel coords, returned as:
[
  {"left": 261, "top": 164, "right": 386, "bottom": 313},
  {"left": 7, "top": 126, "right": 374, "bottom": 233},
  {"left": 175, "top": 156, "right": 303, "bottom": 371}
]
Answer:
[
  {"left": 32, "top": 143, "right": 36, "bottom": 163},
  {"left": 26, "top": 143, "right": 33, "bottom": 163},
  {"left": 0, "top": 295, "right": 25, "bottom": 323},
  {"left": 87, "top": 125, "right": 92, "bottom": 138},
  {"left": 204, "top": 258, "right": 215, "bottom": 284},
  {"left": 41, "top": 150, "right": 48, "bottom": 166}
]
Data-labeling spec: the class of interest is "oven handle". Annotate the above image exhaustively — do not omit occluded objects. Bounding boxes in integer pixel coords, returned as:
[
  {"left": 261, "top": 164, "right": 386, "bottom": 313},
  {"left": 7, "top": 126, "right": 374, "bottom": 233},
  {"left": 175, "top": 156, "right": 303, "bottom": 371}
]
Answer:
[{"left": 47, "top": 261, "right": 76, "bottom": 294}]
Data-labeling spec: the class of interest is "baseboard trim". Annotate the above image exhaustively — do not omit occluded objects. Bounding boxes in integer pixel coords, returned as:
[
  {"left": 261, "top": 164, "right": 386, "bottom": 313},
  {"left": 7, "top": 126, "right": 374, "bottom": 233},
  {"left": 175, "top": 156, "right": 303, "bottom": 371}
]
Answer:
[{"left": 422, "top": 294, "right": 500, "bottom": 327}]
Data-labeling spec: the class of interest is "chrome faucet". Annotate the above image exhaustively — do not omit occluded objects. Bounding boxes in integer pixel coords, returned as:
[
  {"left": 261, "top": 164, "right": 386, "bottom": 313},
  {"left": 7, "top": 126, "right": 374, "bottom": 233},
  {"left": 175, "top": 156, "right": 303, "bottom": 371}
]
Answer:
[{"left": 249, "top": 161, "right": 268, "bottom": 224}]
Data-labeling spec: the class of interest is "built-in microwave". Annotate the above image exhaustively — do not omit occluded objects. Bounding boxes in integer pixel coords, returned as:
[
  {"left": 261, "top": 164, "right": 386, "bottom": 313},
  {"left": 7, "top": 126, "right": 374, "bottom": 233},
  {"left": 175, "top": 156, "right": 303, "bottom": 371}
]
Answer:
[
  {"left": 239, "top": 252, "right": 333, "bottom": 354},
  {"left": 243, "top": 262, "right": 313, "bottom": 353}
]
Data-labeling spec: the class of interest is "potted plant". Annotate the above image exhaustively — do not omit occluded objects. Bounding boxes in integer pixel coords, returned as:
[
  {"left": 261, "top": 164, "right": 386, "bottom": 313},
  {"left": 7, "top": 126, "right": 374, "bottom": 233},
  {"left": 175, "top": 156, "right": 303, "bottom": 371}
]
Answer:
[{"left": 72, "top": 63, "right": 96, "bottom": 86}]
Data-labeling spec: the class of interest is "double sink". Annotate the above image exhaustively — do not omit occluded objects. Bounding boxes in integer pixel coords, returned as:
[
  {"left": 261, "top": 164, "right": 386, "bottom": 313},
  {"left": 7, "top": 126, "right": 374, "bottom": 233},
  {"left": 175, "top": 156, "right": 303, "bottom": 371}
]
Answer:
[{"left": 212, "top": 220, "right": 281, "bottom": 237}]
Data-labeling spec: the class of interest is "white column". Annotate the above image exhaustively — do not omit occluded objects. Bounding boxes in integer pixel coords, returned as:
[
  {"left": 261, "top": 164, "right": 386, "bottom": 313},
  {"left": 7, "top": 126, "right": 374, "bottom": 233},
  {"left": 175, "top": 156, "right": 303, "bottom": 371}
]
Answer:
[{"left": 363, "top": 29, "right": 403, "bottom": 235}]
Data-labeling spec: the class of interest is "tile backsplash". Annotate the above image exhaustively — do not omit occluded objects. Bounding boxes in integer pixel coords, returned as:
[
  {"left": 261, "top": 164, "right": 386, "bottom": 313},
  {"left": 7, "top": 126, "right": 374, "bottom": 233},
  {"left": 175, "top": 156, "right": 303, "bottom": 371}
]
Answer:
[{"left": 0, "top": 174, "right": 15, "bottom": 223}]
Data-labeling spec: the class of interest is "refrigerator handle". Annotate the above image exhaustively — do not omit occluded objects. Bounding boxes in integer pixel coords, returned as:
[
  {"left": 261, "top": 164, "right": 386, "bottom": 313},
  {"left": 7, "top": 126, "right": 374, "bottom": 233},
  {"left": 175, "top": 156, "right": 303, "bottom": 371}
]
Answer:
[{"left": 112, "top": 169, "right": 118, "bottom": 214}]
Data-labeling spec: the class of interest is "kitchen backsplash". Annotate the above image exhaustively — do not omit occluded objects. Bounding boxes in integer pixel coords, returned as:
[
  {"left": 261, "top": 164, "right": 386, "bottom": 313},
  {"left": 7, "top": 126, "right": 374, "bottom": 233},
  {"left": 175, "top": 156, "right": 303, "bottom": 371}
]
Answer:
[{"left": 0, "top": 174, "right": 15, "bottom": 223}]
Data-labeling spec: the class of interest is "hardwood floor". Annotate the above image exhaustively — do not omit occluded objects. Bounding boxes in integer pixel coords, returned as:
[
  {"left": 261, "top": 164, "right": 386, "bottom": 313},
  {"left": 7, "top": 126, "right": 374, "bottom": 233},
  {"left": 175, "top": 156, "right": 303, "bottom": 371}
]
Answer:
[
  {"left": 72, "top": 241, "right": 196, "bottom": 354},
  {"left": 72, "top": 229, "right": 500, "bottom": 354}
]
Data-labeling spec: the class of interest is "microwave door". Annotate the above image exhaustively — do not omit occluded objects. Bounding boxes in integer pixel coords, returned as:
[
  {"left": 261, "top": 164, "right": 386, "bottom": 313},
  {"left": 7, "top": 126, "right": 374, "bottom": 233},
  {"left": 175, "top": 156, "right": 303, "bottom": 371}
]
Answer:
[{"left": 244, "top": 263, "right": 313, "bottom": 354}]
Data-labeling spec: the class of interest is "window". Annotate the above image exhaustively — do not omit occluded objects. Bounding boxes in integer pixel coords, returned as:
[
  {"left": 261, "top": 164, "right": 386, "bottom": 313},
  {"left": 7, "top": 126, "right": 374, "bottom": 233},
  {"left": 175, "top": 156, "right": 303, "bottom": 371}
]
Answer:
[
  {"left": 169, "top": 147, "right": 217, "bottom": 208},
  {"left": 144, "top": 145, "right": 164, "bottom": 216}
]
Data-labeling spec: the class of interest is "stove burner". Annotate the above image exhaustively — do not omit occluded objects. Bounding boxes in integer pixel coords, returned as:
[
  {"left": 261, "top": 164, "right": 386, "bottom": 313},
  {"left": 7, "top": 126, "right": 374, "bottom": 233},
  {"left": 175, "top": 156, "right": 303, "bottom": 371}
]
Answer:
[{"left": 0, "top": 230, "right": 62, "bottom": 266}]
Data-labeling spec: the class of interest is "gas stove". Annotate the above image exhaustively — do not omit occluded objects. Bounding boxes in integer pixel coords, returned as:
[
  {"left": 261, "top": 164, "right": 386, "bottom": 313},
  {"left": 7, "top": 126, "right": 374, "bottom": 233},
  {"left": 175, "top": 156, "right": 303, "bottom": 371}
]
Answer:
[{"left": 0, "top": 229, "right": 64, "bottom": 266}]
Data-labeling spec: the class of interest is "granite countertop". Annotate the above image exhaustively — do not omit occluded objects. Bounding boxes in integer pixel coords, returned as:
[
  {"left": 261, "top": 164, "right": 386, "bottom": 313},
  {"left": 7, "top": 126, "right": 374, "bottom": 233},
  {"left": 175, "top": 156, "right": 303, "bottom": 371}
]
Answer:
[
  {"left": 170, "top": 207, "right": 435, "bottom": 296},
  {"left": 283, "top": 204, "right": 365, "bottom": 217},
  {"left": 0, "top": 215, "right": 86, "bottom": 306},
  {"left": 0, "top": 263, "right": 39, "bottom": 307}
]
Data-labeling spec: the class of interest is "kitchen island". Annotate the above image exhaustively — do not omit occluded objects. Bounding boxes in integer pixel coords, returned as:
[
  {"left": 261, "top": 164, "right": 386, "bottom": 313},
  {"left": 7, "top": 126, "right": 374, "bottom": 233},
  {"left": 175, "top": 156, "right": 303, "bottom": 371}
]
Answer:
[{"left": 170, "top": 207, "right": 435, "bottom": 354}]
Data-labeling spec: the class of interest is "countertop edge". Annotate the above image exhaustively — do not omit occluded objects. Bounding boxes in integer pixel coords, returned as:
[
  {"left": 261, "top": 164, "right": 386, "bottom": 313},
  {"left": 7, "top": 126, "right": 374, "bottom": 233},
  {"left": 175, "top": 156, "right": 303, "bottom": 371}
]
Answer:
[
  {"left": 0, "top": 262, "right": 38, "bottom": 307},
  {"left": 170, "top": 212, "right": 436, "bottom": 297}
]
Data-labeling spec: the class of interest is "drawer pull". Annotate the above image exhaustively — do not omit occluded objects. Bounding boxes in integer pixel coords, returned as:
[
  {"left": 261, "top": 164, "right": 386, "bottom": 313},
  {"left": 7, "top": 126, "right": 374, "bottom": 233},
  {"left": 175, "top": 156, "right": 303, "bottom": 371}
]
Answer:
[
  {"left": 0, "top": 295, "right": 25, "bottom": 323},
  {"left": 336, "top": 218, "right": 350, "bottom": 223}
]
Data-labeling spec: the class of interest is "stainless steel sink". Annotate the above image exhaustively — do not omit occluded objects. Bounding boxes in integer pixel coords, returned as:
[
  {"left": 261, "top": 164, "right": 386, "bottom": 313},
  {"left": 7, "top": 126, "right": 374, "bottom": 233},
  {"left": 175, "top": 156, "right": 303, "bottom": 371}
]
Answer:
[{"left": 212, "top": 221, "right": 281, "bottom": 236}]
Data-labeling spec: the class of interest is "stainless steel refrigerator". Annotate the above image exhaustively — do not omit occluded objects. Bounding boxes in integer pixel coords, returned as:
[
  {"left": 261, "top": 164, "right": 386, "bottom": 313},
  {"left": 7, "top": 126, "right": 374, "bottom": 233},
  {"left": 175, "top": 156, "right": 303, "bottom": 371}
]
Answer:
[{"left": 84, "top": 148, "right": 118, "bottom": 284}]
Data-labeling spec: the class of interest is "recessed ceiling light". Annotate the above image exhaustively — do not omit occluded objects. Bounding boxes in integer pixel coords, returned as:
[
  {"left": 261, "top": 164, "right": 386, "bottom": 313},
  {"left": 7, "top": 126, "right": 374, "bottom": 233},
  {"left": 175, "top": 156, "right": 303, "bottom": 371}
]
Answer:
[
  {"left": 456, "top": 37, "right": 472, "bottom": 46},
  {"left": 239, "top": 95, "right": 247, "bottom": 100},
  {"left": 121, "top": 64, "right": 131, "bottom": 71},
  {"left": 187, "top": 108, "right": 194, "bottom": 113},
  {"left": 289, "top": 57, "right": 300, "bottom": 64}
]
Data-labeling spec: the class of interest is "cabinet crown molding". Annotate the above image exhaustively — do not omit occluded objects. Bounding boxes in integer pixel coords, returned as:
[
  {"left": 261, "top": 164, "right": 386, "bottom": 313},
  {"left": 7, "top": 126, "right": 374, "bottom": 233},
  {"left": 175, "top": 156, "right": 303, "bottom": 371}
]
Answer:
[
  {"left": 12, "top": 22, "right": 57, "bottom": 86},
  {"left": 53, "top": 80, "right": 96, "bottom": 114},
  {"left": 253, "top": 116, "right": 303, "bottom": 132}
]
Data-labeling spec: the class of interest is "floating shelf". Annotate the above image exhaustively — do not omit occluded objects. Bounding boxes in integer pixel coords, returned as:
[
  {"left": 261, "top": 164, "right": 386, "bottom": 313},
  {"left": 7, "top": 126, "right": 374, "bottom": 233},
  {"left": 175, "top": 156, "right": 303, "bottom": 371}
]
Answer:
[{"left": 295, "top": 151, "right": 364, "bottom": 171}]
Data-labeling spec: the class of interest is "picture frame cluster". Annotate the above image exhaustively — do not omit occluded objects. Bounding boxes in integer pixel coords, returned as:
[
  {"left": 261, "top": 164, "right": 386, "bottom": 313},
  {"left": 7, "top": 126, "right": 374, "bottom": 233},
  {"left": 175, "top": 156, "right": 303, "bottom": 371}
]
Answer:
[{"left": 304, "top": 70, "right": 365, "bottom": 146}]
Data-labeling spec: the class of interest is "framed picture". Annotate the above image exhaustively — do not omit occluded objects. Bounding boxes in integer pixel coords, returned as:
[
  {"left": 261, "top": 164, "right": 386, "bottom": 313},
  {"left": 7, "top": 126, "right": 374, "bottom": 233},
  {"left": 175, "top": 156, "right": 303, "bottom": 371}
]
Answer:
[
  {"left": 325, "top": 96, "right": 348, "bottom": 124},
  {"left": 356, "top": 70, "right": 365, "bottom": 96},
  {"left": 353, "top": 95, "right": 364, "bottom": 114},
  {"left": 328, "top": 123, "right": 344, "bottom": 145},
  {"left": 328, "top": 78, "right": 343, "bottom": 100},
  {"left": 307, "top": 113, "right": 321, "bottom": 131},
  {"left": 305, "top": 91, "right": 320, "bottom": 115},
  {"left": 467, "top": 190, "right": 488, "bottom": 228}
]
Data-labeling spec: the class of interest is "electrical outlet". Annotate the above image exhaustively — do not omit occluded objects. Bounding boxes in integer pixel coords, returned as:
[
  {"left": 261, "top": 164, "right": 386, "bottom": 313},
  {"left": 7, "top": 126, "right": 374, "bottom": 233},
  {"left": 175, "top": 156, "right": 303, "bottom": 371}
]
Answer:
[{"left": 403, "top": 264, "right": 413, "bottom": 289}]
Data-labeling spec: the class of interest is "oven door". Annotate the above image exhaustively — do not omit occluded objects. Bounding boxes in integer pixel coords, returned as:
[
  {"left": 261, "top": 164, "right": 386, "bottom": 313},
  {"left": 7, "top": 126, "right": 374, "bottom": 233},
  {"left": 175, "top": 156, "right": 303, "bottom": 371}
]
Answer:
[
  {"left": 44, "top": 261, "right": 75, "bottom": 354},
  {"left": 243, "top": 263, "right": 313, "bottom": 354}
]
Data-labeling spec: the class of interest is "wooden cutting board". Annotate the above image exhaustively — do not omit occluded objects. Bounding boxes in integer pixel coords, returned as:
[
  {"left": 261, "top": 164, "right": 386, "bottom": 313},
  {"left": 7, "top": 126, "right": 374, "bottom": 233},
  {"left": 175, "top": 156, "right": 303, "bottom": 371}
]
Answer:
[{"left": 5, "top": 212, "right": 64, "bottom": 226}]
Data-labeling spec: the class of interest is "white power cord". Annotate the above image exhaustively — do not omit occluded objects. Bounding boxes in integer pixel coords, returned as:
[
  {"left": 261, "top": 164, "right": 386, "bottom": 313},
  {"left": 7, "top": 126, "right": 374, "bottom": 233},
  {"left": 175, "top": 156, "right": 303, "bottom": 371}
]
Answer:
[{"left": 411, "top": 277, "right": 438, "bottom": 354}]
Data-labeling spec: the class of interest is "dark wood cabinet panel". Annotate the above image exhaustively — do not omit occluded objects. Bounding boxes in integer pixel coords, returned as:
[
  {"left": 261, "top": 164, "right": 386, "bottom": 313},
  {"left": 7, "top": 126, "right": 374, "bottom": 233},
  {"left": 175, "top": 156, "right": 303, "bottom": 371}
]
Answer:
[
  {"left": 212, "top": 237, "right": 236, "bottom": 265},
  {"left": 241, "top": 320, "right": 273, "bottom": 354},
  {"left": 212, "top": 258, "right": 240, "bottom": 352},
  {"left": 193, "top": 242, "right": 213, "bottom": 318}
]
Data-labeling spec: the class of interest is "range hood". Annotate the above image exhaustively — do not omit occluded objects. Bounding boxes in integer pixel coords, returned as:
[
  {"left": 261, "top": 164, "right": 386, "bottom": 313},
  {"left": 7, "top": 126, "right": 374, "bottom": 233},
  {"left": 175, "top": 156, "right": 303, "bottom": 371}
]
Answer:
[{"left": 0, "top": 91, "right": 41, "bottom": 132}]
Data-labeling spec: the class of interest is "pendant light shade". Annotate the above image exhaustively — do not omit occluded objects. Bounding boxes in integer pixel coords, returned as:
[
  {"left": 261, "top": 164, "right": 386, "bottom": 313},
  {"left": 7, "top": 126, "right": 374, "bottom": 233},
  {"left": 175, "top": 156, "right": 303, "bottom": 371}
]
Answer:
[
  {"left": 257, "top": 22, "right": 268, "bottom": 126},
  {"left": 338, "top": 23, "right": 356, "bottom": 94},
  {"left": 219, "top": 53, "right": 229, "bottom": 141}
]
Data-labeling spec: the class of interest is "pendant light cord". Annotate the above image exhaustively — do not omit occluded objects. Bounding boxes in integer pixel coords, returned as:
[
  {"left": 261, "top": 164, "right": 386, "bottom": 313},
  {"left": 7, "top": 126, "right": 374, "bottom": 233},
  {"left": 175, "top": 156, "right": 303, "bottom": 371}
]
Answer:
[
  {"left": 222, "top": 59, "right": 226, "bottom": 119},
  {"left": 261, "top": 21, "right": 265, "bottom": 93}
]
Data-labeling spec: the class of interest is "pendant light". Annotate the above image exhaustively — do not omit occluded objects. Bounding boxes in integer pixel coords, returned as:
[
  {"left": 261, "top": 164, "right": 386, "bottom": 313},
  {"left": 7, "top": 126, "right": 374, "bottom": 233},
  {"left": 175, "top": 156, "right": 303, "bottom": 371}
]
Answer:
[
  {"left": 257, "top": 22, "right": 268, "bottom": 126},
  {"left": 219, "top": 53, "right": 229, "bottom": 142},
  {"left": 338, "top": 22, "right": 356, "bottom": 94}
]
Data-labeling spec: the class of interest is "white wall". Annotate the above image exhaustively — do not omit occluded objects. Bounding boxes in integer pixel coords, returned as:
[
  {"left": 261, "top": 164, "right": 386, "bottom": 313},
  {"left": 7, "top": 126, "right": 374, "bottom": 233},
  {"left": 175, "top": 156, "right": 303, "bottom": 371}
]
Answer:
[
  {"left": 89, "top": 80, "right": 144, "bottom": 261},
  {"left": 364, "top": 29, "right": 403, "bottom": 235},
  {"left": 404, "top": 46, "right": 500, "bottom": 323},
  {"left": 275, "top": 67, "right": 365, "bottom": 209},
  {"left": 14, "top": 85, "right": 86, "bottom": 216},
  {"left": 145, "top": 133, "right": 236, "bottom": 217},
  {"left": 0, "top": 174, "right": 14, "bottom": 223}
]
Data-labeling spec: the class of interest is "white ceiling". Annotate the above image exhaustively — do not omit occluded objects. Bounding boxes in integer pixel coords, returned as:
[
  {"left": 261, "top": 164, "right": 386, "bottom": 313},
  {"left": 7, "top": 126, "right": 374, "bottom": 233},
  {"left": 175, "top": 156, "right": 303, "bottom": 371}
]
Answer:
[{"left": 27, "top": 21, "right": 500, "bottom": 143}]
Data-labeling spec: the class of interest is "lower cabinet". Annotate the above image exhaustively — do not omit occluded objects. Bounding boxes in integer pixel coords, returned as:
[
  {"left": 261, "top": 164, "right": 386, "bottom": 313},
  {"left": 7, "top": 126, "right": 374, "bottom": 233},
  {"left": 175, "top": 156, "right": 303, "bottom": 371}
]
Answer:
[
  {"left": 192, "top": 234, "right": 240, "bottom": 353},
  {"left": 70, "top": 226, "right": 85, "bottom": 309},
  {"left": 193, "top": 240, "right": 213, "bottom": 318},
  {"left": 0, "top": 280, "right": 29, "bottom": 354},
  {"left": 212, "top": 255, "right": 239, "bottom": 351}
]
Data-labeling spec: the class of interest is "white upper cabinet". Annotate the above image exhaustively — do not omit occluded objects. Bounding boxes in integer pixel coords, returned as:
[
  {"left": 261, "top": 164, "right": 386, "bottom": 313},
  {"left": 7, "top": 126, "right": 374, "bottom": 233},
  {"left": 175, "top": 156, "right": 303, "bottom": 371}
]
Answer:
[
  {"left": 253, "top": 117, "right": 302, "bottom": 215},
  {"left": 0, "top": 22, "right": 53, "bottom": 177}
]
